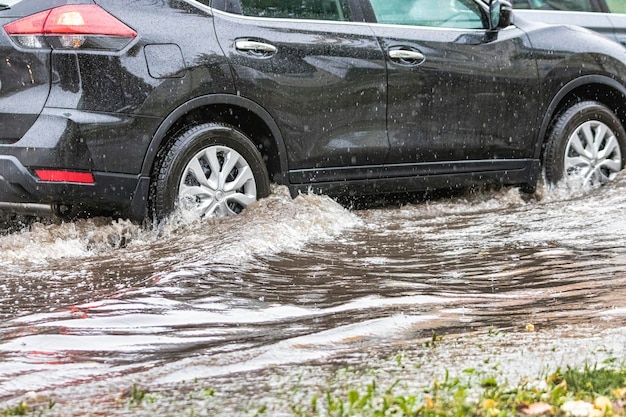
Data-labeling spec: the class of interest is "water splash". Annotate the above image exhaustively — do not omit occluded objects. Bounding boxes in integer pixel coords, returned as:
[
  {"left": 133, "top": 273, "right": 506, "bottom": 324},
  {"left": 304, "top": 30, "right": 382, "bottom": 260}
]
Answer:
[{"left": 0, "top": 186, "right": 360, "bottom": 267}]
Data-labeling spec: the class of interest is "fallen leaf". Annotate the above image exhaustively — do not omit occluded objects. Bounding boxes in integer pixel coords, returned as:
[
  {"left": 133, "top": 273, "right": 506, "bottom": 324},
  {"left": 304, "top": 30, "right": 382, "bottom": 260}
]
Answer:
[
  {"left": 613, "top": 399, "right": 625, "bottom": 412},
  {"left": 594, "top": 396, "right": 612, "bottom": 412},
  {"left": 562, "top": 400, "right": 594, "bottom": 417},
  {"left": 517, "top": 402, "right": 553, "bottom": 415},
  {"left": 614, "top": 387, "right": 626, "bottom": 398},
  {"left": 425, "top": 395, "right": 435, "bottom": 409},
  {"left": 483, "top": 399, "right": 498, "bottom": 409}
]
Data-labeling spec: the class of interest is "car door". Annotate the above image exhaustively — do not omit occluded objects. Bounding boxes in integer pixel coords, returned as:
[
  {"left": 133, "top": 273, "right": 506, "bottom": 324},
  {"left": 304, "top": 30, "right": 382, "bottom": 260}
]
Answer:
[
  {"left": 212, "top": 0, "right": 389, "bottom": 185},
  {"left": 366, "top": 0, "right": 543, "bottom": 176},
  {"left": 0, "top": 1, "right": 53, "bottom": 145}
]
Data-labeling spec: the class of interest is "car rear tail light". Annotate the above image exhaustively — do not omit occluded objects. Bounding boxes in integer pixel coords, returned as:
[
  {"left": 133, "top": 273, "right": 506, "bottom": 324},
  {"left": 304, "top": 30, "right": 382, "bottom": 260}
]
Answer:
[
  {"left": 3, "top": 5, "right": 137, "bottom": 51},
  {"left": 35, "top": 170, "right": 95, "bottom": 184}
]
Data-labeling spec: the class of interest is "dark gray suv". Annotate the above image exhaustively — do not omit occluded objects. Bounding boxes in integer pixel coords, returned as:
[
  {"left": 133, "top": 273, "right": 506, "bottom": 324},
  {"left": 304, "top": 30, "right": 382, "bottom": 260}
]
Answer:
[{"left": 1, "top": 0, "right": 626, "bottom": 223}]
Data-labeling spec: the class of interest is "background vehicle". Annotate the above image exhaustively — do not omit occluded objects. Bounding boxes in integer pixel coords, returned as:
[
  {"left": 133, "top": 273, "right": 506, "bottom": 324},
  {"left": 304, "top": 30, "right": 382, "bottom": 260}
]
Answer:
[
  {"left": 1, "top": 0, "right": 626, "bottom": 223},
  {"left": 512, "top": 0, "right": 624, "bottom": 12},
  {"left": 513, "top": 0, "right": 626, "bottom": 45}
]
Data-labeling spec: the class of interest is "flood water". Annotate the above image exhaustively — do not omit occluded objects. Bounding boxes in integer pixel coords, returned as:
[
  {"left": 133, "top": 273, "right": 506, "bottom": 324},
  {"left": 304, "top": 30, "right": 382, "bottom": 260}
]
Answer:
[{"left": 1, "top": 178, "right": 626, "bottom": 415}]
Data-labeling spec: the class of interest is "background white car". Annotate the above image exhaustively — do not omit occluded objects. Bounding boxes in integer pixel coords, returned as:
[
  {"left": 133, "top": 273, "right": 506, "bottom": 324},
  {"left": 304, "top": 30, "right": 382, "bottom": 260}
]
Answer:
[{"left": 513, "top": 0, "right": 626, "bottom": 46}]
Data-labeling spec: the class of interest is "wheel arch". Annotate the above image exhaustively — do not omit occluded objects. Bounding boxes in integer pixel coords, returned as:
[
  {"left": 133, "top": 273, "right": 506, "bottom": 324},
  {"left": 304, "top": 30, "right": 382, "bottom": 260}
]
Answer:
[
  {"left": 536, "top": 75, "right": 626, "bottom": 159},
  {"left": 142, "top": 94, "right": 289, "bottom": 185}
]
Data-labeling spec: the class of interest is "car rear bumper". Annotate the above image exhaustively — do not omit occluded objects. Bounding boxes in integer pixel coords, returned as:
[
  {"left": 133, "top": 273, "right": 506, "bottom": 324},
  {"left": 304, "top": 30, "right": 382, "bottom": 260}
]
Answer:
[
  {"left": 0, "top": 154, "right": 149, "bottom": 219},
  {"left": 0, "top": 106, "right": 160, "bottom": 219}
]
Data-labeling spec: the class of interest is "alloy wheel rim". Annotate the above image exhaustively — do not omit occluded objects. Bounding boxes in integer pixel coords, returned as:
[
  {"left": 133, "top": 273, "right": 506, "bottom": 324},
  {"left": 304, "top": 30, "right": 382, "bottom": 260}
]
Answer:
[
  {"left": 564, "top": 120, "right": 623, "bottom": 186},
  {"left": 178, "top": 145, "right": 257, "bottom": 218}
]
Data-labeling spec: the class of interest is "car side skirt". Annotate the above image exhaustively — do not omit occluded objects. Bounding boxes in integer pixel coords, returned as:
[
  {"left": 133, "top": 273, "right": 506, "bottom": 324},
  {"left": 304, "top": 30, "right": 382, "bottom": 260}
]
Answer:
[{"left": 288, "top": 159, "right": 540, "bottom": 196}]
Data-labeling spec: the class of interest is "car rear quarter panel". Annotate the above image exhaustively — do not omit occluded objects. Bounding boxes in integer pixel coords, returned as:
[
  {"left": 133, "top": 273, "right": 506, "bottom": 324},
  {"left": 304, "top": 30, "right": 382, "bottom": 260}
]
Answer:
[
  {"left": 33, "top": 0, "right": 237, "bottom": 175},
  {"left": 87, "top": 0, "right": 236, "bottom": 116},
  {"left": 0, "top": 28, "right": 51, "bottom": 143}
]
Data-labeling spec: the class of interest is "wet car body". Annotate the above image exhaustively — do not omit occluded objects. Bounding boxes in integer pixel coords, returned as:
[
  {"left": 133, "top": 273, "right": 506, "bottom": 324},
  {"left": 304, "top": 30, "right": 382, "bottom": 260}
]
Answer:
[
  {"left": 512, "top": 0, "right": 626, "bottom": 46},
  {"left": 1, "top": 0, "right": 626, "bottom": 221}
]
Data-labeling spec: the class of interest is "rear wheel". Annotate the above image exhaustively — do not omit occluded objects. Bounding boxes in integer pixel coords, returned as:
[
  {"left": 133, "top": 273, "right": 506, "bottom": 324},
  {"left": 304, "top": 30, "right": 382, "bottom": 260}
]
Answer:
[
  {"left": 543, "top": 101, "right": 626, "bottom": 186},
  {"left": 150, "top": 123, "right": 270, "bottom": 221}
]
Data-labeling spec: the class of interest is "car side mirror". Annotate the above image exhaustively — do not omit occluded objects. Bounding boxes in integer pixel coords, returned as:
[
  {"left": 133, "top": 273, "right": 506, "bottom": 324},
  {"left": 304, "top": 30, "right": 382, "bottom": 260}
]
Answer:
[
  {"left": 499, "top": 0, "right": 513, "bottom": 28},
  {"left": 488, "top": 0, "right": 512, "bottom": 30}
]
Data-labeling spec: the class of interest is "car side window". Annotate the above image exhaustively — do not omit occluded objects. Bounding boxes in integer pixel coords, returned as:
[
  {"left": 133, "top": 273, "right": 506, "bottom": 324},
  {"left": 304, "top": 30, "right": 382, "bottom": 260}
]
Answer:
[
  {"left": 370, "top": 0, "right": 485, "bottom": 29},
  {"left": 232, "top": 0, "right": 351, "bottom": 21}
]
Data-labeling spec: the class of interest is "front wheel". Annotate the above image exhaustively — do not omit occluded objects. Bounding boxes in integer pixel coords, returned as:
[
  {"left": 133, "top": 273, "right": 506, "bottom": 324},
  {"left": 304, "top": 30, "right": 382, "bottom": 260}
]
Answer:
[
  {"left": 150, "top": 123, "right": 271, "bottom": 221},
  {"left": 543, "top": 101, "right": 626, "bottom": 187}
]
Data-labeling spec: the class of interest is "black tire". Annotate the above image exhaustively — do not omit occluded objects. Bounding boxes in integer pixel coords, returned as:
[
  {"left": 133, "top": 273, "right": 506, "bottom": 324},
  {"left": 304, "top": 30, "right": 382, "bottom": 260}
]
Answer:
[
  {"left": 150, "top": 123, "right": 270, "bottom": 221},
  {"left": 543, "top": 100, "right": 626, "bottom": 186}
]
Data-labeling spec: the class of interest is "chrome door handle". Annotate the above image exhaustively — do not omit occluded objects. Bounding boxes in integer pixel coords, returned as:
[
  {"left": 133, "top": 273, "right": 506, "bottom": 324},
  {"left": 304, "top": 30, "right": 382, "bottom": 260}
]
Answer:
[
  {"left": 235, "top": 40, "right": 277, "bottom": 54},
  {"left": 388, "top": 50, "right": 425, "bottom": 61}
]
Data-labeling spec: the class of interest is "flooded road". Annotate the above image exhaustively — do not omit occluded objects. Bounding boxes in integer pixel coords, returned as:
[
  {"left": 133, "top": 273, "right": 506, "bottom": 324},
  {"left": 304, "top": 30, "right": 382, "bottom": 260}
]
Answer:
[{"left": 1, "top": 179, "right": 626, "bottom": 415}]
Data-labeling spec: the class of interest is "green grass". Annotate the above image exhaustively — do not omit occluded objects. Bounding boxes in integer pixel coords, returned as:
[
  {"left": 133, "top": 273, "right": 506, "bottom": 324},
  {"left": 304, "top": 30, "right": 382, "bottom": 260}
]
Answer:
[
  {"left": 559, "top": 362, "right": 626, "bottom": 396},
  {"left": 3, "top": 359, "right": 626, "bottom": 416},
  {"left": 283, "top": 362, "right": 626, "bottom": 417},
  {"left": 0, "top": 402, "right": 29, "bottom": 416},
  {"left": 0, "top": 399, "right": 55, "bottom": 417}
]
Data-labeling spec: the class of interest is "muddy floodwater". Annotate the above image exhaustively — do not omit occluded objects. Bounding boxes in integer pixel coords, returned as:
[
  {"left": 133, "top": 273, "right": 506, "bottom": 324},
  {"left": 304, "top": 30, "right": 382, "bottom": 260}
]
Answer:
[{"left": 1, "top": 178, "right": 626, "bottom": 415}]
